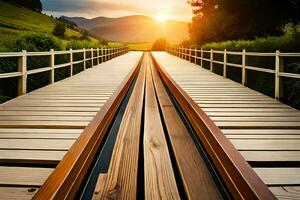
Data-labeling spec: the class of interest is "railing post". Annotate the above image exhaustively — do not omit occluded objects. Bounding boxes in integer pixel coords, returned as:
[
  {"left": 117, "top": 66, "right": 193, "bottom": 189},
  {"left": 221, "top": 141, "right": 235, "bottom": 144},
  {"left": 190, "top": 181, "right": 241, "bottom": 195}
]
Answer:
[
  {"left": 223, "top": 49, "right": 227, "bottom": 78},
  {"left": 189, "top": 48, "right": 192, "bottom": 62},
  {"left": 101, "top": 48, "right": 104, "bottom": 63},
  {"left": 91, "top": 48, "right": 94, "bottom": 67},
  {"left": 18, "top": 50, "right": 27, "bottom": 95},
  {"left": 200, "top": 48, "right": 203, "bottom": 68},
  {"left": 49, "top": 49, "right": 55, "bottom": 84},
  {"left": 194, "top": 48, "right": 197, "bottom": 64},
  {"left": 275, "top": 50, "right": 284, "bottom": 100},
  {"left": 242, "top": 49, "right": 246, "bottom": 86},
  {"left": 210, "top": 49, "right": 213, "bottom": 71},
  {"left": 83, "top": 48, "right": 86, "bottom": 70},
  {"left": 69, "top": 49, "right": 73, "bottom": 76},
  {"left": 97, "top": 48, "right": 99, "bottom": 65}
]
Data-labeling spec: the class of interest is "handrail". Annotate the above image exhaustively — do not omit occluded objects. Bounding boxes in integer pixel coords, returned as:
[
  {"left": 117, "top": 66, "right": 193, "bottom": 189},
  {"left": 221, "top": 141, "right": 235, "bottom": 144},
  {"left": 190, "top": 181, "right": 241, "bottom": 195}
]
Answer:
[
  {"left": 166, "top": 45, "right": 300, "bottom": 100},
  {"left": 0, "top": 46, "right": 129, "bottom": 96}
]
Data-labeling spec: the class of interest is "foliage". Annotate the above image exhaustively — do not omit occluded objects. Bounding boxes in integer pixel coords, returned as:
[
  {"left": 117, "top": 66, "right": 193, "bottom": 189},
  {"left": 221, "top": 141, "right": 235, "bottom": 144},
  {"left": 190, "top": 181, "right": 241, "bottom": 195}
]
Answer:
[
  {"left": 15, "top": 33, "right": 62, "bottom": 51},
  {"left": 80, "top": 30, "right": 90, "bottom": 40},
  {"left": 66, "top": 40, "right": 104, "bottom": 50},
  {"left": 4, "top": 0, "right": 42, "bottom": 12},
  {"left": 151, "top": 38, "right": 167, "bottom": 51},
  {"left": 52, "top": 22, "right": 66, "bottom": 37},
  {"left": 188, "top": 0, "right": 300, "bottom": 45},
  {"left": 201, "top": 34, "right": 300, "bottom": 52}
]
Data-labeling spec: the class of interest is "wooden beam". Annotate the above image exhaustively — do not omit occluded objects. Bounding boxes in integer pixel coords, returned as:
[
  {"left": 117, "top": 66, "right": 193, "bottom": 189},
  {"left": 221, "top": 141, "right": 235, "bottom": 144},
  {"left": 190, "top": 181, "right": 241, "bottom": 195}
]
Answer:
[
  {"left": 144, "top": 54, "right": 180, "bottom": 199},
  {"left": 150, "top": 56, "right": 222, "bottom": 199}
]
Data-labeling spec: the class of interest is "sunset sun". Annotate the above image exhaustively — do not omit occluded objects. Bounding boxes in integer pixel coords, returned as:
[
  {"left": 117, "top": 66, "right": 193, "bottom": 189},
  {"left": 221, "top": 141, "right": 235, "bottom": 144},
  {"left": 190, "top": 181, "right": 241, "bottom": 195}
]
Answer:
[{"left": 155, "top": 14, "right": 168, "bottom": 22}]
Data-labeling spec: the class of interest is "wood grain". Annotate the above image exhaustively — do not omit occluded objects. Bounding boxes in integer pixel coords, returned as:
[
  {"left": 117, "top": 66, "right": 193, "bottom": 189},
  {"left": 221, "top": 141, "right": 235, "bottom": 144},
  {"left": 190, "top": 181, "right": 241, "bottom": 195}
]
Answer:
[
  {"left": 150, "top": 56, "right": 222, "bottom": 199},
  {"left": 144, "top": 54, "right": 180, "bottom": 200}
]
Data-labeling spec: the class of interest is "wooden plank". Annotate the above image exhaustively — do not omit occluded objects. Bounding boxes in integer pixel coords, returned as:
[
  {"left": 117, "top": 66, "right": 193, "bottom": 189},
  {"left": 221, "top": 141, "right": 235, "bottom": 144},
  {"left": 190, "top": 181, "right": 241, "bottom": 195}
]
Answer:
[
  {"left": 97, "top": 53, "right": 146, "bottom": 199},
  {"left": 0, "top": 167, "right": 54, "bottom": 186},
  {"left": 227, "top": 134, "right": 300, "bottom": 139},
  {"left": 144, "top": 54, "right": 180, "bottom": 199},
  {"left": 93, "top": 174, "right": 107, "bottom": 199},
  {"left": 0, "top": 139, "right": 75, "bottom": 150},
  {"left": 197, "top": 103, "right": 289, "bottom": 108},
  {"left": 151, "top": 57, "right": 221, "bottom": 199},
  {"left": 0, "top": 133, "right": 79, "bottom": 139},
  {"left": 240, "top": 151, "right": 300, "bottom": 162},
  {"left": 0, "top": 150, "right": 66, "bottom": 164},
  {"left": 212, "top": 116, "right": 300, "bottom": 122},
  {"left": 0, "top": 128, "right": 83, "bottom": 134},
  {"left": 231, "top": 140, "right": 300, "bottom": 150},
  {"left": 216, "top": 121, "right": 300, "bottom": 128},
  {"left": 254, "top": 168, "right": 300, "bottom": 185},
  {"left": 207, "top": 112, "right": 300, "bottom": 117},
  {"left": 0, "top": 116, "right": 93, "bottom": 121},
  {"left": 269, "top": 186, "right": 300, "bottom": 200},
  {"left": 0, "top": 107, "right": 101, "bottom": 112},
  {"left": 0, "top": 121, "right": 88, "bottom": 129},
  {"left": 0, "top": 111, "right": 96, "bottom": 116},
  {"left": 202, "top": 108, "right": 293, "bottom": 112},
  {"left": 222, "top": 129, "right": 300, "bottom": 135},
  {"left": 0, "top": 187, "right": 38, "bottom": 200}
]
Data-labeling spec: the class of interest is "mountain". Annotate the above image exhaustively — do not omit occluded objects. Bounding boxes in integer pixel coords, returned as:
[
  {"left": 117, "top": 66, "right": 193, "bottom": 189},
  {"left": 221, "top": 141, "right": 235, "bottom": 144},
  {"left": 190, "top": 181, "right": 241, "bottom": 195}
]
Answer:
[{"left": 63, "top": 15, "right": 189, "bottom": 43}]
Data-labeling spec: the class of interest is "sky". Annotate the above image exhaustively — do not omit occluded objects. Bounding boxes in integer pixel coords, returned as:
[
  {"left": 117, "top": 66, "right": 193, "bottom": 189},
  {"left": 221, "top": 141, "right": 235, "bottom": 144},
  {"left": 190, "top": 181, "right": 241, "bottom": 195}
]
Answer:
[{"left": 41, "top": 0, "right": 193, "bottom": 22}]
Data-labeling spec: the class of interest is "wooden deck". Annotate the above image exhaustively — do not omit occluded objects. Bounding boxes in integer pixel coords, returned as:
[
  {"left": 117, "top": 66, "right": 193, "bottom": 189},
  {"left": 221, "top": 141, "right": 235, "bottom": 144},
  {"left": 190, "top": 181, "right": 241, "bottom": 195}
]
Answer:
[
  {"left": 152, "top": 52, "right": 300, "bottom": 199},
  {"left": 0, "top": 52, "right": 142, "bottom": 199}
]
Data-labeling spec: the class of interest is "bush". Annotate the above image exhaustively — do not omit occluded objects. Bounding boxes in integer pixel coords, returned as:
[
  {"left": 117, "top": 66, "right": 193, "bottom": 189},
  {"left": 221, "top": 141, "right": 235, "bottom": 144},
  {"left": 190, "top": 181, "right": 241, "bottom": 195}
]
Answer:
[
  {"left": 15, "top": 33, "right": 62, "bottom": 51},
  {"left": 201, "top": 34, "right": 300, "bottom": 52},
  {"left": 66, "top": 40, "right": 103, "bottom": 50},
  {"left": 52, "top": 22, "right": 66, "bottom": 37},
  {"left": 152, "top": 38, "right": 166, "bottom": 51}
]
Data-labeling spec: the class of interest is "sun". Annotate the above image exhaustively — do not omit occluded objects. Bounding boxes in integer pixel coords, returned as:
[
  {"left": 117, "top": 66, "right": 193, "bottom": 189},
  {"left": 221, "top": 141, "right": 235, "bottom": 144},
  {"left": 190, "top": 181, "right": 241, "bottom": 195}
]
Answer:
[{"left": 155, "top": 14, "right": 168, "bottom": 22}]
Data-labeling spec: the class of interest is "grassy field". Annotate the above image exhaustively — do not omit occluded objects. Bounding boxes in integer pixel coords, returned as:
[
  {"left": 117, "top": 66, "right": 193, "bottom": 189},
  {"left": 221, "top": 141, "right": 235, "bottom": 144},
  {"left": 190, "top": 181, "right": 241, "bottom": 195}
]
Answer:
[
  {"left": 109, "top": 41, "right": 181, "bottom": 51},
  {"left": 0, "top": 1, "right": 99, "bottom": 51},
  {"left": 109, "top": 42, "right": 153, "bottom": 51}
]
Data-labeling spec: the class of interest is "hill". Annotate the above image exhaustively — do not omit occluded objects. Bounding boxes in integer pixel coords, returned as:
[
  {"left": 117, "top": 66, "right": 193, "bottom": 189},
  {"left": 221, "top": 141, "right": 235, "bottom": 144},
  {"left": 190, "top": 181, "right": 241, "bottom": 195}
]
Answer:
[
  {"left": 0, "top": 1, "right": 99, "bottom": 51},
  {"left": 63, "top": 15, "right": 189, "bottom": 43}
]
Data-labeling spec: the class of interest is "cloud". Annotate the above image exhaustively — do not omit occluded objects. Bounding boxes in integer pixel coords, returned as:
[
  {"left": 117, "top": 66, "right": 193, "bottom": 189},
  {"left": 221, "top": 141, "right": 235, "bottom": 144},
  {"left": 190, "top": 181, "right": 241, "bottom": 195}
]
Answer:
[
  {"left": 42, "top": 0, "right": 145, "bottom": 14},
  {"left": 41, "top": 0, "right": 192, "bottom": 21}
]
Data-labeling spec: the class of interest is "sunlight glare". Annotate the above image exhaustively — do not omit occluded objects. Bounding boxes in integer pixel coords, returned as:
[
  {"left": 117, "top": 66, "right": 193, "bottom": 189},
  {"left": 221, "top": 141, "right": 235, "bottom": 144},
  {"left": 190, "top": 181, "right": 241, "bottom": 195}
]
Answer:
[{"left": 155, "top": 14, "right": 168, "bottom": 22}]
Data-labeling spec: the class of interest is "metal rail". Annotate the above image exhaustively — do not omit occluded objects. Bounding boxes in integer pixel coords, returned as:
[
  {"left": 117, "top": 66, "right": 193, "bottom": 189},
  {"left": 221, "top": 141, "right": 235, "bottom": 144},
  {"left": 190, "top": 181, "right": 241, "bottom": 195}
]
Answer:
[
  {"left": 0, "top": 46, "right": 129, "bottom": 96},
  {"left": 166, "top": 46, "right": 300, "bottom": 100}
]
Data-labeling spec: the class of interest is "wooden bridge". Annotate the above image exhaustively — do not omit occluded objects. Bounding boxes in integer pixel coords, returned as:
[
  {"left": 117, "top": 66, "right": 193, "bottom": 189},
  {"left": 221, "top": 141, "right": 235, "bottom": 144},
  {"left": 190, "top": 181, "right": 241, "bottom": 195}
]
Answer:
[{"left": 0, "top": 48, "right": 299, "bottom": 199}]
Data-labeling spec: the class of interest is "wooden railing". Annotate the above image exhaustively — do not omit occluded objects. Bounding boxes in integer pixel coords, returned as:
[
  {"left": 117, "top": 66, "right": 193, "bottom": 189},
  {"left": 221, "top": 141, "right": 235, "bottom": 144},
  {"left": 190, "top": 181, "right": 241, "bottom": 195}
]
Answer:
[
  {"left": 166, "top": 46, "right": 300, "bottom": 100},
  {"left": 0, "top": 46, "right": 129, "bottom": 96}
]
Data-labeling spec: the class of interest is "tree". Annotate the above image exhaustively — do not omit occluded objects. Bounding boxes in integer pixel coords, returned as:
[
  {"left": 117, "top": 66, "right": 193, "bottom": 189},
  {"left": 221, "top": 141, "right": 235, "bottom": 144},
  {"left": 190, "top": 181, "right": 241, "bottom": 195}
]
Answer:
[
  {"left": 188, "top": 0, "right": 300, "bottom": 45},
  {"left": 152, "top": 38, "right": 167, "bottom": 51},
  {"left": 5, "top": 0, "right": 42, "bottom": 12},
  {"left": 52, "top": 22, "right": 66, "bottom": 38},
  {"left": 80, "top": 30, "right": 90, "bottom": 40}
]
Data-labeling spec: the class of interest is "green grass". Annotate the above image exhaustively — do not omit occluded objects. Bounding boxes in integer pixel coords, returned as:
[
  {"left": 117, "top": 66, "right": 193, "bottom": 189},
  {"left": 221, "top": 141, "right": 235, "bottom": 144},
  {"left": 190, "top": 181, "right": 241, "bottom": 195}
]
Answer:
[
  {"left": 109, "top": 42, "right": 153, "bottom": 51},
  {"left": 0, "top": 1, "right": 99, "bottom": 50}
]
